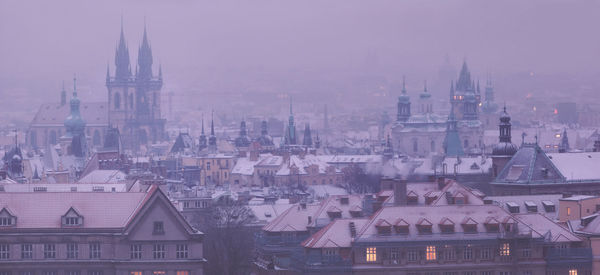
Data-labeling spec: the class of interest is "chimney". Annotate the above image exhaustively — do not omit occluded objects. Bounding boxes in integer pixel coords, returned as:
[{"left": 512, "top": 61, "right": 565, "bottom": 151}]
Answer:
[
  {"left": 437, "top": 177, "right": 446, "bottom": 190},
  {"left": 393, "top": 178, "right": 407, "bottom": 206}
]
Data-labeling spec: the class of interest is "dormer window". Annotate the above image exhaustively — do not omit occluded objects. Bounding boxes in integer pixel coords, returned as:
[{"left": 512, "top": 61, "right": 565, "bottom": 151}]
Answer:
[
  {"left": 326, "top": 206, "right": 342, "bottom": 220},
  {"left": 375, "top": 219, "right": 392, "bottom": 235},
  {"left": 0, "top": 208, "right": 16, "bottom": 227},
  {"left": 461, "top": 217, "right": 478, "bottom": 234},
  {"left": 439, "top": 218, "right": 455, "bottom": 234},
  {"left": 484, "top": 217, "right": 500, "bottom": 233},
  {"left": 524, "top": 201, "right": 538, "bottom": 213},
  {"left": 394, "top": 219, "right": 409, "bottom": 234},
  {"left": 61, "top": 207, "right": 83, "bottom": 227},
  {"left": 542, "top": 201, "right": 555, "bottom": 212},
  {"left": 417, "top": 218, "right": 433, "bottom": 234},
  {"left": 340, "top": 197, "right": 349, "bottom": 205},
  {"left": 407, "top": 191, "right": 418, "bottom": 205}
]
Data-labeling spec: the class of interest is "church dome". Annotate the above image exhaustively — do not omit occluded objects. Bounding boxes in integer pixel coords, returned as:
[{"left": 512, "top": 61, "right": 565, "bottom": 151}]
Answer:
[{"left": 492, "top": 142, "right": 518, "bottom": 156}]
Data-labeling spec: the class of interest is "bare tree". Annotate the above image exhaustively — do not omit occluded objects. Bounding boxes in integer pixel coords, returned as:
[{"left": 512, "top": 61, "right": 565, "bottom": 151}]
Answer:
[
  {"left": 202, "top": 197, "right": 255, "bottom": 275},
  {"left": 342, "top": 164, "right": 381, "bottom": 194}
]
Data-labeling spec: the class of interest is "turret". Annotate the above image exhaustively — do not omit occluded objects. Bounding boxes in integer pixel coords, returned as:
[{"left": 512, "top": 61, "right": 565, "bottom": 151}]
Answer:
[
  {"left": 491, "top": 106, "right": 518, "bottom": 176},
  {"left": 559, "top": 129, "right": 569, "bottom": 153},
  {"left": 443, "top": 106, "right": 464, "bottom": 157},
  {"left": 199, "top": 114, "right": 207, "bottom": 151},
  {"left": 397, "top": 76, "right": 411, "bottom": 122},
  {"left": 419, "top": 80, "right": 432, "bottom": 114},
  {"left": 208, "top": 111, "right": 217, "bottom": 152}
]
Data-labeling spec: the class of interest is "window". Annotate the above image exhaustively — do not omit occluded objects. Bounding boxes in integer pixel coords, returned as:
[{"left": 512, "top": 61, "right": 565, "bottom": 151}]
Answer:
[
  {"left": 567, "top": 207, "right": 571, "bottom": 216},
  {"left": 21, "top": 244, "right": 32, "bottom": 259},
  {"left": 130, "top": 272, "right": 142, "bottom": 275},
  {"left": 0, "top": 244, "right": 9, "bottom": 259},
  {"left": 176, "top": 272, "right": 189, "bottom": 275},
  {"left": 89, "top": 243, "right": 101, "bottom": 259},
  {"left": 426, "top": 245, "right": 436, "bottom": 261},
  {"left": 389, "top": 248, "right": 400, "bottom": 260},
  {"left": 131, "top": 244, "right": 142, "bottom": 259},
  {"left": 153, "top": 221, "right": 165, "bottom": 235},
  {"left": 463, "top": 245, "right": 473, "bottom": 260},
  {"left": 153, "top": 244, "right": 165, "bottom": 259},
  {"left": 67, "top": 243, "right": 78, "bottom": 259},
  {"left": 44, "top": 244, "right": 56, "bottom": 259},
  {"left": 569, "top": 270, "right": 577, "bottom": 275},
  {"left": 365, "top": 247, "right": 376, "bottom": 262},
  {"left": 521, "top": 246, "right": 531, "bottom": 258},
  {"left": 480, "top": 272, "right": 493, "bottom": 275},
  {"left": 500, "top": 243, "right": 510, "bottom": 256},
  {"left": 206, "top": 162, "right": 211, "bottom": 170},
  {"left": 0, "top": 217, "right": 13, "bottom": 226},
  {"left": 413, "top": 139, "right": 418, "bottom": 153},
  {"left": 66, "top": 271, "right": 81, "bottom": 275},
  {"left": 153, "top": 272, "right": 165, "bottom": 275},
  {"left": 176, "top": 244, "right": 188, "bottom": 259},
  {"left": 65, "top": 217, "right": 79, "bottom": 226},
  {"left": 87, "top": 271, "right": 103, "bottom": 275},
  {"left": 407, "top": 249, "right": 418, "bottom": 262},
  {"left": 444, "top": 245, "right": 455, "bottom": 261},
  {"left": 42, "top": 272, "right": 57, "bottom": 275},
  {"left": 480, "top": 247, "right": 491, "bottom": 260}
]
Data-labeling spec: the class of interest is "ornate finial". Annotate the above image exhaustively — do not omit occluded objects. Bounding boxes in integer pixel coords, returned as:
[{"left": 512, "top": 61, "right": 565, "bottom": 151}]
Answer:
[{"left": 73, "top": 74, "right": 77, "bottom": 97}]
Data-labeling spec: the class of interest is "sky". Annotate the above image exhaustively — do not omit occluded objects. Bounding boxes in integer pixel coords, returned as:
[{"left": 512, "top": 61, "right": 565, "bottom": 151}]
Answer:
[{"left": 1, "top": 0, "right": 599, "bottom": 116}]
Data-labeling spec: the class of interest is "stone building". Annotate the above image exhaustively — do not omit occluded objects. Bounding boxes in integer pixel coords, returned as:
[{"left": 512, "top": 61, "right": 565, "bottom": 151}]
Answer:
[
  {"left": 0, "top": 185, "right": 205, "bottom": 274},
  {"left": 106, "top": 22, "right": 166, "bottom": 151}
]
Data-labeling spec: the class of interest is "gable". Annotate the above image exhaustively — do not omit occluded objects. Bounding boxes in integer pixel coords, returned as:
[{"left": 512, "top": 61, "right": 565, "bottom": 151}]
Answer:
[{"left": 126, "top": 198, "right": 190, "bottom": 241}]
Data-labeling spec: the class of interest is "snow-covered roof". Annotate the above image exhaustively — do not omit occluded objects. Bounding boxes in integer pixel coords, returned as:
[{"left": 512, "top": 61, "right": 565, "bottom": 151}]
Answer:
[
  {"left": 547, "top": 152, "right": 600, "bottom": 181},
  {"left": 516, "top": 213, "right": 581, "bottom": 242},
  {"left": 77, "top": 169, "right": 127, "bottom": 184},
  {"left": 302, "top": 218, "right": 368, "bottom": 248}
]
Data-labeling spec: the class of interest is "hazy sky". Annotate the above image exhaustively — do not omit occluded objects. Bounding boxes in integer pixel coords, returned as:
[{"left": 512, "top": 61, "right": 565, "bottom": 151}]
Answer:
[{"left": 1, "top": 0, "right": 599, "bottom": 104}]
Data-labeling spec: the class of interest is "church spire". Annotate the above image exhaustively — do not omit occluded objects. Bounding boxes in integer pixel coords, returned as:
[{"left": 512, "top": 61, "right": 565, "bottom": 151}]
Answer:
[
  {"left": 456, "top": 60, "right": 472, "bottom": 91},
  {"left": 137, "top": 22, "right": 153, "bottom": 81},
  {"left": 61, "top": 81, "right": 67, "bottom": 106},
  {"left": 114, "top": 17, "right": 131, "bottom": 81}
]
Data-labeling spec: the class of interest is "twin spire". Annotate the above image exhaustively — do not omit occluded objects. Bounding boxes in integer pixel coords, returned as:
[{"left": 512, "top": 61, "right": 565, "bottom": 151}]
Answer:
[{"left": 110, "top": 17, "right": 157, "bottom": 83}]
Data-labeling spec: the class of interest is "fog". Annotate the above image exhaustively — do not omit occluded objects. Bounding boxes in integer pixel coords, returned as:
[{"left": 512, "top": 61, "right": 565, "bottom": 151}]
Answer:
[{"left": 1, "top": 0, "right": 600, "bottom": 123}]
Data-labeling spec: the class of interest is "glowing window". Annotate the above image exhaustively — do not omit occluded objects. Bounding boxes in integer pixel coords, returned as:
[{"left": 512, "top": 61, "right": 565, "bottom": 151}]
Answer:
[
  {"left": 569, "top": 269, "right": 577, "bottom": 275},
  {"left": 500, "top": 243, "right": 510, "bottom": 256},
  {"left": 130, "top": 272, "right": 142, "bottom": 275},
  {"left": 426, "top": 245, "right": 436, "bottom": 261},
  {"left": 176, "top": 272, "right": 189, "bottom": 275},
  {"left": 365, "top": 247, "right": 377, "bottom": 262},
  {"left": 567, "top": 207, "right": 571, "bottom": 216}
]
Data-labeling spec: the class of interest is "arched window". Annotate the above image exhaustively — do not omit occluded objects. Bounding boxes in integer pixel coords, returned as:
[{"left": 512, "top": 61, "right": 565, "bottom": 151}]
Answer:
[
  {"left": 49, "top": 130, "right": 57, "bottom": 145},
  {"left": 413, "top": 138, "right": 418, "bottom": 153},
  {"left": 114, "top": 93, "right": 121, "bottom": 109},
  {"left": 93, "top": 130, "right": 101, "bottom": 146}
]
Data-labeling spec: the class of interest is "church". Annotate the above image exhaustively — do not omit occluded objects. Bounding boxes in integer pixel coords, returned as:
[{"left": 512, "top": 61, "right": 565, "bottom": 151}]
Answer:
[
  {"left": 391, "top": 61, "right": 491, "bottom": 158},
  {"left": 105, "top": 21, "right": 166, "bottom": 151}
]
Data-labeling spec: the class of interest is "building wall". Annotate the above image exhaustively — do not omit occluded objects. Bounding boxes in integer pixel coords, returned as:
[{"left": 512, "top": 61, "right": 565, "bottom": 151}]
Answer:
[{"left": 559, "top": 197, "right": 600, "bottom": 222}]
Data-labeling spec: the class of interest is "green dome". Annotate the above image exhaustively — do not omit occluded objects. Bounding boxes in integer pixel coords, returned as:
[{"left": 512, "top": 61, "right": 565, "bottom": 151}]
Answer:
[{"left": 64, "top": 92, "right": 86, "bottom": 136}]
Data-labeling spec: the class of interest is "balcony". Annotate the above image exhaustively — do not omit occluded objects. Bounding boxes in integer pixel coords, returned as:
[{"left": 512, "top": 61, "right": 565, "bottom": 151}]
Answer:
[{"left": 545, "top": 247, "right": 592, "bottom": 268}]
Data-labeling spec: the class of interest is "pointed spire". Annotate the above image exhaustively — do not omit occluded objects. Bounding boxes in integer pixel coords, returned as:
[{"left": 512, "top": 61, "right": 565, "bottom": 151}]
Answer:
[
  {"left": 201, "top": 113, "right": 205, "bottom": 135},
  {"left": 210, "top": 110, "right": 215, "bottom": 136},
  {"left": 424, "top": 80, "right": 427, "bottom": 93},
  {"left": 477, "top": 79, "right": 481, "bottom": 93},
  {"left": 289, "top": 96, "right": 293, "bottom": 115},
  {"left": 61, "top": 80, "right": 67, "bottom": 106},
  {"left": 73, "top": 74, "right": 77, "bottom": 97},
  {"left": 158, "top": 64, "right": 162, "bottom": 80},
  {"left": 137, "top": 20, "right": 153, "bottom": 81},
  {"left": 402, "top": 75, "right": 407, "bottom": 94},
  {"left": 114, "top": 16, "right": 131, "bottom": 81},
  {"left": 106, "top": 63, "right": 111, "bottom": 83}
]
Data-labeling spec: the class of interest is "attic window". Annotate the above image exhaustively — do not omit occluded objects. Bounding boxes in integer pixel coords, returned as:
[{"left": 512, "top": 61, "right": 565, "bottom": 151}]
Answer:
[
  {"left": 439, "top": 218, "right": 455, "bottom": 234},
  {"left": 375, "top": 219, "right": 392, "bottom": 235},
  {"left": 461, "top": 217, "right": 478, "bottom": 234},
  {"left": 506, "top": 202, "right": 520, "bottom": 213},
  {"left": 153, "top": 221, "right": 165, "bottom": 235},
  {"left": 416, "top": 218, "right": 433, "bottom": 234},
  {"left": 542, "top": 201, "right": 555, "bottom": 212},
  {"left": 524, "top": 201, "right": 538, "bottom": 213},
  {"left": 61, "top": 208, "right": 83, "bottom": 227},
  {"left": 484, "top": 217, "right": 500, "bottom": 233},
  {"left": 33, "top": 186, "right": 47, "bottom": 192},
  {"left": 394, "top": 219, "right": 409, "bottom": 235},
  {"left": 340, "top": 197, "right": 349, "bottom": 205},
  {"left": 407, "top": 191, "right": 418, "bottom": 205}
]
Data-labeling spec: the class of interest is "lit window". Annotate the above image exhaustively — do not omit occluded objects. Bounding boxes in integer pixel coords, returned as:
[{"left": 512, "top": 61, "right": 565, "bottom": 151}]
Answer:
[
  {"left": 569, "top": 269, "right": 578, "bottom": 275},
  {"left": 500, "top": 243, "right": 510, "bottom": 256},
  {"left": 130, "top": 272, "right": 142, "bottom": 275},
  {"left": 567, "top": 207, "right": 571, "bottom": 216},
  {"left": 365, "top": 247, "right": 377, "bottom": 262},
  {"left": 176, "top": 272, "right": 189, "bottom": 275},
  {"left": 426, "top": 245, "right": 436, "bottom": 261},
  {"left": 153, "top": 272, "right": 166, "bottom": 275}
]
